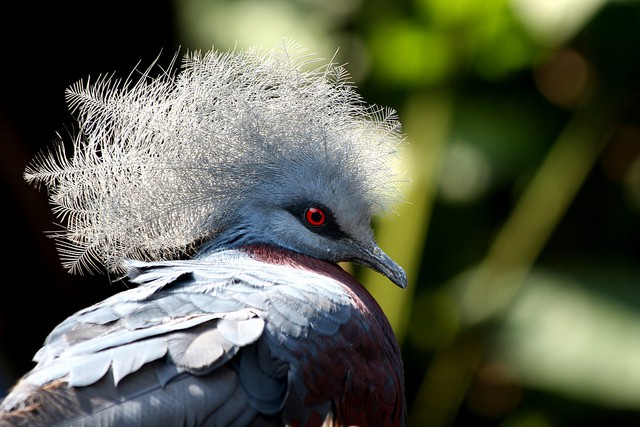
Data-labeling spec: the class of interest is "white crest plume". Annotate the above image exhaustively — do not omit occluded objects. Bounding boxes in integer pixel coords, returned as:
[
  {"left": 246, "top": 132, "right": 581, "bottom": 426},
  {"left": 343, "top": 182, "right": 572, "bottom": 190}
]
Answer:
[{"left": 24, "top": 40, "right": 405, "bottom": 275}]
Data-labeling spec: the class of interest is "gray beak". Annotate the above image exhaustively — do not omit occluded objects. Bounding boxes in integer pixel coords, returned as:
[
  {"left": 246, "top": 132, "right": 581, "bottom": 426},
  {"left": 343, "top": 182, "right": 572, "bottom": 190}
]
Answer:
[{"left": 350, "top": 242, "right": 407, "bottom": 289}]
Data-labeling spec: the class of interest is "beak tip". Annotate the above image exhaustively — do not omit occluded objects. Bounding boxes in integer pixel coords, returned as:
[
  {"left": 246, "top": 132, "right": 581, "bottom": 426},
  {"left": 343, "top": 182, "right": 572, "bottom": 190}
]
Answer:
[
  {"left": 392, "top": 269, "right": 408, "bottom": 289},
  {"left": 351, "top": 241, "right": 408, "bottom": 289}
]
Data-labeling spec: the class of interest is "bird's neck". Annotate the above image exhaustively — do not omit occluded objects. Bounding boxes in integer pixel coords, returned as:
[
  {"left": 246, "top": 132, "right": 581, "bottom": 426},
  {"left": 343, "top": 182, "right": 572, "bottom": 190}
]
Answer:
[
  {"left": 240, "top": 244, "right": 351, "bottom": 282},
  {"left": 240, "top": 245, "right": 390, "bottom": 323}
]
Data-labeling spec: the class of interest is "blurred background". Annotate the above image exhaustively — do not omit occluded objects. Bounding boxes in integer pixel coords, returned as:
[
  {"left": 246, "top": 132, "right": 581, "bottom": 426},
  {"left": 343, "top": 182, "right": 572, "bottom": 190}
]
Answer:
[{"left": 2, "top": 0, "right": 640, "bottom": 425}]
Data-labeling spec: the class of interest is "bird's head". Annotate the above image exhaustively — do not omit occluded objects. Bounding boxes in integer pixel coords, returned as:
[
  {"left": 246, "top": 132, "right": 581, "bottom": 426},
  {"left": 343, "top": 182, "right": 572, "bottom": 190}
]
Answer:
[
  {"left": 24, "top": 40, "right": 407, "bottom": 287},
  {"left": 200, "top": 151, "right": 407, "bottom": 288}
]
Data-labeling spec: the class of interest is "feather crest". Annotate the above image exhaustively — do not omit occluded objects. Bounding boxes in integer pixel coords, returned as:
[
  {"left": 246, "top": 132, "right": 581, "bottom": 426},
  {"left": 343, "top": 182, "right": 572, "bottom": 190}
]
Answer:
[{"left": 24, "top": 40, "right": 405, "bottom": 274}]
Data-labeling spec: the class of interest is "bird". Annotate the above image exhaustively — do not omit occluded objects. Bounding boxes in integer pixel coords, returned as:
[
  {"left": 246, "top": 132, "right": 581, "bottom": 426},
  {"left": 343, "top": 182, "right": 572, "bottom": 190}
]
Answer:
[{"left": 0, "top": 40, "right": 408, "bottom": 427}]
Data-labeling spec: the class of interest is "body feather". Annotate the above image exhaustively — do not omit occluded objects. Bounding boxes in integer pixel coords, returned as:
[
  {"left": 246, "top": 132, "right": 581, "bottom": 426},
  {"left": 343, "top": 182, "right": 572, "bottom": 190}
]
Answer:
[{"left": 1, "top": 247, "right": 404, "bottom": 426}]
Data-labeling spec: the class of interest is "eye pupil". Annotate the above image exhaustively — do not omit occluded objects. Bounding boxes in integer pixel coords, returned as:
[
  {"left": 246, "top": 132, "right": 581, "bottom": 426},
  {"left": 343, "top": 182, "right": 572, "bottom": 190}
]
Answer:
[{"left": 305, "top": 207, "right": 326, "bottom": 226}]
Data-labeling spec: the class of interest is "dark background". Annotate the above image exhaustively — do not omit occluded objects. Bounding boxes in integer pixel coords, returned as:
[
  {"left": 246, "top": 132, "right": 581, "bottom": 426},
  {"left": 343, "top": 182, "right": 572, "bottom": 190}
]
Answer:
[{"left": 0, "top": 0, "right": 178, "bottom": 390}]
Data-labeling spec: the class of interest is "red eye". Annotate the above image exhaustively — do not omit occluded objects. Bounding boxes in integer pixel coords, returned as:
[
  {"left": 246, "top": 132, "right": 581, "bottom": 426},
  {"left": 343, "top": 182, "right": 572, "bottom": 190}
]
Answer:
[{"left": 305, "top": 207, "right": 326, "bottom": 226}]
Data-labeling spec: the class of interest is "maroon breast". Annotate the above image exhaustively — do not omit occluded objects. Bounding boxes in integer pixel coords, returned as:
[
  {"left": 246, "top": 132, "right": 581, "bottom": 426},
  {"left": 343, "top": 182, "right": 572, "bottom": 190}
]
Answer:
[{"left": 245, "top": 245, "right": 406, "bottom": 427}]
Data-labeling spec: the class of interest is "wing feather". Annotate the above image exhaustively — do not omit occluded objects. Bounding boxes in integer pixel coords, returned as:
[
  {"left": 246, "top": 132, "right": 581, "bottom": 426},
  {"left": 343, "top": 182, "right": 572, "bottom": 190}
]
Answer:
[{"left": 2, "top": 249, "right": 359, "bottom": 426}]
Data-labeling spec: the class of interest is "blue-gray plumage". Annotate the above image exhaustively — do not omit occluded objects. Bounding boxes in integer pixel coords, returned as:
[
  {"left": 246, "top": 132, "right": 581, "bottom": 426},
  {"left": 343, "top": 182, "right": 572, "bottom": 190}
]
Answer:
[{"left": 0, "top": 40, "right": 407, "bottom": 426}]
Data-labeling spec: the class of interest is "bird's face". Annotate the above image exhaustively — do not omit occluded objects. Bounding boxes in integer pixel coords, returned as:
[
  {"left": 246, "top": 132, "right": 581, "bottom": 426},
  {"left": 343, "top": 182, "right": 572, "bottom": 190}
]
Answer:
[{"left": 227, "top": 158, "right": 407, "bottom": 289}]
